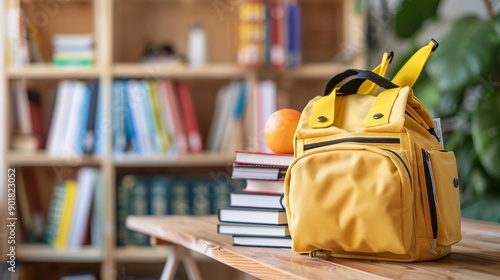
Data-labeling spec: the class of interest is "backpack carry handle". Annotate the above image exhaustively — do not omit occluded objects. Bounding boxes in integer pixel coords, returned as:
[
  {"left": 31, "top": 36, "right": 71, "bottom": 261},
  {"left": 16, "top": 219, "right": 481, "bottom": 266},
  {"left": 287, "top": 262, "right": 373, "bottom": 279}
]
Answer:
[
  {"left": 324, "top": 51, "right": 394, "bottom": 96},
  {"left": 336, "top": 70, "right": 399, "bottom": 95}
]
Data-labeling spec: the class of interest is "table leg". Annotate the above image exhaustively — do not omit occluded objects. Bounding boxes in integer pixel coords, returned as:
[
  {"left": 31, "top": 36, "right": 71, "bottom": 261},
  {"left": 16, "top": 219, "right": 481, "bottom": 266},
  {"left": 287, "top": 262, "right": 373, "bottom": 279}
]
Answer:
[{"left": 160, "top": 245, "right": 203, "bottom": 280}]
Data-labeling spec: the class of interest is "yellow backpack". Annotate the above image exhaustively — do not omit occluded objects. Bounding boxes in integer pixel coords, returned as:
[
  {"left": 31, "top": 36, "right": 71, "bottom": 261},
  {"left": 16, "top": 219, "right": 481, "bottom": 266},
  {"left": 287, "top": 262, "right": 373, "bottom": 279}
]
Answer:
[{"left": 284, "top": 40, "right": 462, "bottom": 261}]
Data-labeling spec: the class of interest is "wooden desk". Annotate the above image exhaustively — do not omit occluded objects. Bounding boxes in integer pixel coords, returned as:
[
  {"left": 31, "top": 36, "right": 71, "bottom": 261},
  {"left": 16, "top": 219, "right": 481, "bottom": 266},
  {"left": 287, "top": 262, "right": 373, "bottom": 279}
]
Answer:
[{"left": 126, "top": 216, "right": 500, "bottom": 280}]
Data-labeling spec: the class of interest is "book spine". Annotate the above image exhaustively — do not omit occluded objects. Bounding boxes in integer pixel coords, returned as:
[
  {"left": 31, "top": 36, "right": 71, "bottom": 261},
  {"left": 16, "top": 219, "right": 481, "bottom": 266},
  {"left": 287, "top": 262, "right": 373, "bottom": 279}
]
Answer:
[
  {"left": 83, "top": 80, "right": 99, "bottom": 155},
  {"left": 176, "top": 82, "right": 202, "bottom": 153},
  {"left": 54, "top": 180, "right": 78, "bottom": 247}
]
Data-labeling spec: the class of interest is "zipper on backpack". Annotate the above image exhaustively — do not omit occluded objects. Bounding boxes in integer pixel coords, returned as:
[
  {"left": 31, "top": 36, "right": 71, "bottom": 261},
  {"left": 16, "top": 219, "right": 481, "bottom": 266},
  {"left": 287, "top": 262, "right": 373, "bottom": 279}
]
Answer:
[
  {"left": 304, "top": 137, "right": 400, "bottom": 151},
  {"left": 422, "top": 149, "right": 438, "bottom": 254},
  {"left": 303, "top": 137, "right": 411, "bottom": 186}
]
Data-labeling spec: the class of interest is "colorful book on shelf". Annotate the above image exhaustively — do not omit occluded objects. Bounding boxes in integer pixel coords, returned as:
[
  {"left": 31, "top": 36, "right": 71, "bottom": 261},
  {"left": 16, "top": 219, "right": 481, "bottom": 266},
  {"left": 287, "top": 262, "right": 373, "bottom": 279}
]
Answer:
[
  {"left": 52, "top": 33, "right": 94, "bottom": 66},
  {"left": 232, "top": 235, "right": 292, "bottom": 248},
  {"left": 83, "top": 80, "right": 99, "bottom": 155},
  {"left": 22, "top": 169, "right": 44, "bottom": 242},
  {"left": 91, "top": 172, "right": 105, "bottom": 248},
  {"left": 237, "top": 0, "right": 267, "bottom": 67},
  {"left": 256, "top": 80, "right": 277, "bottom": 152},
  {"left": 191, "top": 179, "right": 212, "bottom": 215},
  {"left": 229, "top": 191, "right": 284, "bottom": 210},
  {"left": 270, "top": 0, "right": 286, "bottom": 68},
  {"left": 286, "top": 2, "right": 301, "bottom": 67},
  {"left": 112, "top": 80, "right": 127, "bottom": 154},
  {"left": 218, "top": 207, "right": 287, "bottom": 225},
  {"left": 126, "top": 80, "right": 154, "bottom": 155},
  {"left": 69, "top": 168, "right": 99, "bottom": 248},
  {"left": 206, "top": 81, "right": 240, "bottom": 152},
  {"left": 158, "top": 79, "right": 189, "bottom": 154},
  {"left": 148, "top": 176, "right": 170, "bottom": 216},
  {"left": 28, "top": 90, "right": 46, "bottom": 149},
  {"left": 46, "top": 81, "right": 91, "bottom": 156},
  {"left": 232, "top": 163, "right": 287, "bottom": 181},
  {"left": 235, "top": 150, "right": 293, "bottom": 166},
  {"left": 147, "top": 80, "right": 171, "bottom": 153},
  {"left": 176, "top": 81, "right": 202, "bottom": 153},
  {"left": 44, "top": 181, "right": 66, "bottom": 245},
  {"left": 54, "top": 180, "right": 78, "bottom": 248},
  {"left": 127, "top": 176, "right": 150, "bottom": 246},
  {"left": 220, "top": 80, "right": 248, "bottom": 153},
  {"left": 218, "top": 223, "right": 290, "bottom": 237}
]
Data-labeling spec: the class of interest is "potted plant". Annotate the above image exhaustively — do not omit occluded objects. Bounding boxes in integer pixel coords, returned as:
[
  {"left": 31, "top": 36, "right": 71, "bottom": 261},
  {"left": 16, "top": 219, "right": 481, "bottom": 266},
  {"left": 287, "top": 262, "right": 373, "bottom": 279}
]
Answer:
[{"left": 391, "top": 0, "right": 500, "bottom": 222}]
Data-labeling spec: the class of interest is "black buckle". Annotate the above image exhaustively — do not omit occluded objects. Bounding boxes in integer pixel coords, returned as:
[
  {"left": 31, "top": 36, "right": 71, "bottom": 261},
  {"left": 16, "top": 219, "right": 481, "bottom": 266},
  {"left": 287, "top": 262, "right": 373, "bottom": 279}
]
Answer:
[
  {"left": 386, "top": 50, "right": 395, "bottom": 63},
  {"left": 431, "top": 38, "right": 439, "bottom": 52}
]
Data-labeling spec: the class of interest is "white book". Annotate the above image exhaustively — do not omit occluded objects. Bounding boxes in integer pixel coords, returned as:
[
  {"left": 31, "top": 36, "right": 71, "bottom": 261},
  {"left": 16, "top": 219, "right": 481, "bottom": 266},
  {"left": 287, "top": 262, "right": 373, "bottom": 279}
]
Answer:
[
  {"left": 220, "top": 81, "right": 248, "bottom": 153},
  {"left": 46, "top": 81, "right": 74, "bottom": 155},
  {"left": 12, "top": 80, "right": 32, "bottom": 134},
  {"left": 257, "top": 80, "right": 277, "bottom": 152},
  {"left": 206, "top": 81, "right": 240, "bottom": 151},
  {"left": 69, "top": 168, "right": 98, "bottom": 248},
  {"left": 62, "top": 81, "right": 86, "bottom": 155}
]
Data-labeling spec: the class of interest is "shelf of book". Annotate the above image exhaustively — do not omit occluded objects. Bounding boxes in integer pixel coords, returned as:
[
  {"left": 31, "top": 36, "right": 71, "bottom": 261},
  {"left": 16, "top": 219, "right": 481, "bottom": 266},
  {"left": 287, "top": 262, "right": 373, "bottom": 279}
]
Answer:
[
  {"left": 18, "top": 244, "right": 102, "bottom": 263},
  {"left": 8, "top": 152, "right": 103, "bottom": 167},
  {"left": 113, "top": 152, "right": 235, "bottom": 167},
  {"left": 7, "top": 64, "right": 101, "bottom": 79},
  {"left": 114, "top": 246, "right": 211, "bottom": 263}
]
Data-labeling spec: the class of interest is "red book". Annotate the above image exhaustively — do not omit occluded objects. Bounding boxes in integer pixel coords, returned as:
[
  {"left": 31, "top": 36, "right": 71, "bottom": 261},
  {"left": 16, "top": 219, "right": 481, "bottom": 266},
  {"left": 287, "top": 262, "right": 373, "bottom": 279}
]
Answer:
[
  {"left": 158, "top": 80, "right": 188, "bottom": 154},
  {"left": 176, "top": 81, "right": 202, "bottom": 153},
  {"left": 28, "top": 91, "right": 45, "bottom": 149},
  {"left": 270, "top": 0, "right": 286, "bottom": 68}
]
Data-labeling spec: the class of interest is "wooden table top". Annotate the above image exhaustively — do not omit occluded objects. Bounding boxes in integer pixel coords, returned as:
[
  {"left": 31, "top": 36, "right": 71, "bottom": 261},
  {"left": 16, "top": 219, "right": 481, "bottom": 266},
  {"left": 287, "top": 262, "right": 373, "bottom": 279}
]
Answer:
[{"left": 126, "top": 216, "right": 500, "bottom": 280}]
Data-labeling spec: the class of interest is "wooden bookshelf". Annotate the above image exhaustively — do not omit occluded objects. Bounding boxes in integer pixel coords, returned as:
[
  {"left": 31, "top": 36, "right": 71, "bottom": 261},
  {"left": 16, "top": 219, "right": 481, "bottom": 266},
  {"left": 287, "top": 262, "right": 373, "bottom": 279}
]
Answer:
[
  {"left": 18, "top": 244, "right": 102, "bottom": 263},
  {"left": 0, "top": 0, "right": 366, "bottom": 279}
]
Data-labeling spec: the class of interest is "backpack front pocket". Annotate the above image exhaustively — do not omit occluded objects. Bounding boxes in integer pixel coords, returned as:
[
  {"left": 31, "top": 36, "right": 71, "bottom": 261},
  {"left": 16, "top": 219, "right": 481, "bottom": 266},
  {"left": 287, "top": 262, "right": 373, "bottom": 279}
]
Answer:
[
  {"left": 421, "top": 149, "right": 462, "bottom": 247},
  {"left": 285, "top": 144, "right": 414, "bottom": 256}
]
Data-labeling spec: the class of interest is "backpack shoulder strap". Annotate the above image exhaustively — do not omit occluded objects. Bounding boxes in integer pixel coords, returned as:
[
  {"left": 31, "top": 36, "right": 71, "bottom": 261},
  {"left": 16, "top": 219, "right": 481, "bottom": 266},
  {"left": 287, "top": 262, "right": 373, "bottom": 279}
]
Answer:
[{"left": 392, "top": 39, "right": 438, "bottom": 87}]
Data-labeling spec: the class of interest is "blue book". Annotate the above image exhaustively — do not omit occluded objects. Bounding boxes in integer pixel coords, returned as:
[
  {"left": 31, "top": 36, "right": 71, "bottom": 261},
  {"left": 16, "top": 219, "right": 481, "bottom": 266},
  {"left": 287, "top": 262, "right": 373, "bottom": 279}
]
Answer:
[
  {"left": 170, "top": 178, "right": 192, "bottom": 215},
  {"left": 116, "top": 176, "right": 134, "bottom": 246},
  {"left": 112, "top": 80, "right": 127, "bottom": 154},
  {"left": 83, "top": 80, "right": 99, "bottom": 155},
  {"left": 287, "top": 3, "right": 302, "bottom": 67},
  {"left": 127, "top": 176, "right": 150, "bottom": 246},
  {"left": 191, "top": 178, "right": 212, "bottom": 216},
  {"left": 148, "top": 176, "right": 170, "bottom": 216},
  {"left": 140, "top": 80, "right": 159, "bottom": 154},
  {"left": 93, "top": 84, "right": 105, "bottom": 156},
  {"left": 124, "top": 80, "right": 140, "bottom": 154}
]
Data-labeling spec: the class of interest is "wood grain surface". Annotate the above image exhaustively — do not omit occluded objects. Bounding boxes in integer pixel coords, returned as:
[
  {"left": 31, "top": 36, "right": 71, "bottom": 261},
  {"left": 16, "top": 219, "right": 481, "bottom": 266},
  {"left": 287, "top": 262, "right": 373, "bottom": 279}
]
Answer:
[{"left": 126, "top": 216, "right": 500, "bottom": 280}]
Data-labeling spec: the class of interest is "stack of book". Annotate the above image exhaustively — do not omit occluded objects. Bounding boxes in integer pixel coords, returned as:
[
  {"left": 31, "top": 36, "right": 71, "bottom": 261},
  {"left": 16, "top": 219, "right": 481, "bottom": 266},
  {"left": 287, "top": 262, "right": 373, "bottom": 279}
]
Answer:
[
  {"left": 217, "top": 150, "right": 294, "bottom": 248},
  {"left": 52, "top": 33, "right": 94, "bottom": 66}
]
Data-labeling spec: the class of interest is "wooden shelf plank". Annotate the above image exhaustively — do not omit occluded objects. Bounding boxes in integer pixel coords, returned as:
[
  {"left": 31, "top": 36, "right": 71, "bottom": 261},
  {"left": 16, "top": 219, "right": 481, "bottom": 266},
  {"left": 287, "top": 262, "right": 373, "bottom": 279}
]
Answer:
[
  {"left": 113, "top": 152, "right": 235, "bottom": 167},
  {"left": 8, "top": 152, "right": 103, "bottom": 166},
  {"left": 115, "top": 246, "right": 212, "bottom": 263},
  {"left": 113, "top": 63, "right": 247, "bottom": 79},
  {"left": 7, "top": 64, "right": 101, "bottom": 79},
  {"left": 18, "top": 244, "right": 102, "bottom": 262}
]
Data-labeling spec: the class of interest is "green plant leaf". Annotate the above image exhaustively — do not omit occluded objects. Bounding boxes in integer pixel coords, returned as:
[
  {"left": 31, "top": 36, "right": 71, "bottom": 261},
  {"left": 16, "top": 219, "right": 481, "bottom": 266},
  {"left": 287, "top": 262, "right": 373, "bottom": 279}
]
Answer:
[
  {"left": 471, "top": 91, "right": 500, "bottom": 182},
  {"left": 393, "top": 0, "right": 441, "bottom": 38},
  {"left": 427, "top": 16, "right": 499, "bottom": 91}
]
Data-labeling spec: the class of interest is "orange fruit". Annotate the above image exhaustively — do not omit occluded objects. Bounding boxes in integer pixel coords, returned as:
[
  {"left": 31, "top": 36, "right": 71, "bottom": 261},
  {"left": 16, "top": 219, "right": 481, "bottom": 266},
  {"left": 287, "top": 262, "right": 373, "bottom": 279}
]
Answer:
[{"left": 264, "top": 109, "right": 301, "bottom": 154}]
